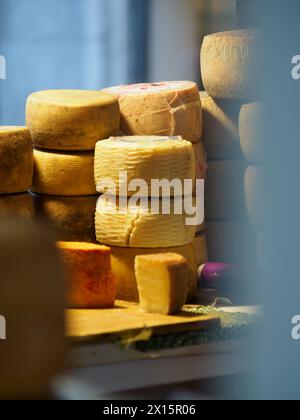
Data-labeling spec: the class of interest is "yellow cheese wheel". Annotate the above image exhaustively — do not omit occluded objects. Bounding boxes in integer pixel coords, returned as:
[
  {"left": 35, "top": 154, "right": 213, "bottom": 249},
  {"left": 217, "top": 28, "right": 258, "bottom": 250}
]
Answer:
[
  {"left": 200, "top": 92, "right": 242, "bottom": 159},
  {"left": 239, "top": 102, "right": 263, "bottom": 163},
  {"left": 0, "top": 193, "right": 34, "bottom": 219},
  {"left": 0, "top": 220, "right": 65, "bottom": 399},
  {"left": 0, "top": 126, "right": 33, "bottom": 194},
  {"left": 33, "top": 194, "right": 97, "bottom": 242},
  {"left": 245, "top": 166, "right": 263, "bottom": 230},
  {"left": 95, "top": 196, "right": 197, "bottom": 248},
  {"left": 110, "top": 242, "right": 201, "bottom": 303},
  {"left": 32, "top": 149, "right": 97, "bottom": 196},
  {"left": 103, "top": 81, "right": 202, "bottom": 143},
  {"left": 201, "top": 30, "right": 261, "bottom": 100},
  {"left": 26, "top": 90, "right": 120, "bottom": 151},
  {"left": 95, "top": 136, "right": 195, "bottom": 197}
]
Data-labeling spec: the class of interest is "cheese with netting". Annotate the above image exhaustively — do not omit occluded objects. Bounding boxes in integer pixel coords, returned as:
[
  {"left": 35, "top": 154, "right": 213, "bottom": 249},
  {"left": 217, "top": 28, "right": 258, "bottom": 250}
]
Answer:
[
  {"left": 26, "top": 90, "right": 120, "bottom": 151},
  {"left": 95, "top": 196, "right": 197, "bottom": 248},
  {"left": 95, "top": 136, "right": 195, "bottom": 196},
  {"left": 201, "top": 30, "right": 261, "bottom": 100},
  {"left": 239, "top": 102, "right": 263, "bottom": 163},
  {"left": 0, "top": 126, "right": 34, "bottom": 194},
  {"left": 32, "top": 149, "right": 96, "bottom": 196},
  {"left": 0, "top": 193, "right": 34, "bottom": 220},
  {"left": 103, "top": 81, "right": 202, "bottom": 143}
]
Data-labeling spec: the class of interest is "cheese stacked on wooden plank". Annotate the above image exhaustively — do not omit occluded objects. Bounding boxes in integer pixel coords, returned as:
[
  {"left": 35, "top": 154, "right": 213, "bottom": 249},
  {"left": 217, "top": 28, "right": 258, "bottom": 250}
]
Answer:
[
  {"left": 103, "top": 81, "right": 202, "bottom": 143},
  {"left": 95, "top": 136, "right": 195, "bottom": 196},
  {"left": 135, "top": 253, "right": 189, "bottom": 315},
  {"left": 57, "top": 242, "right": 115, "bottom": 309},
  {"left": 0, "top": 221, "right": 65, "bottom": 400},
  {"left": 0, "top": 127, "right": 34, "bottom": 194},
  {"left": 239, "top": 102, "right": 264, "bottom": 163},
  {"left": 0, "top": 193, "right": 34, "bottom": 220},
  {"left": 26, "top": 90, "right": 120, "bottom": 151}
]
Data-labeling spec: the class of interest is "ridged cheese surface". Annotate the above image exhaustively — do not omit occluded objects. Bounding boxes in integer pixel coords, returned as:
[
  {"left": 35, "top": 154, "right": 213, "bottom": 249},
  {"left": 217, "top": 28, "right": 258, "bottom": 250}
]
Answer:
[
  {"left": 32, "top": 149, "right": 97, "bottom": 196},
  {"left": 201, "top": 30, "right": 261, "bottom": 100},
  {"left": 0, "top": 126, "right": 34, "bottom": 194},
  {"left": 239, "top": 102, "right": 263, "bottom": 163},
  {"left": 26, "top": 90, "right": 120, "bottom": 151},
  {"left": 95, "top": 136, "right": 195, "bottom": 196},
  {"left": 103, "top": 81, "right": 202, "bottom": 143}
]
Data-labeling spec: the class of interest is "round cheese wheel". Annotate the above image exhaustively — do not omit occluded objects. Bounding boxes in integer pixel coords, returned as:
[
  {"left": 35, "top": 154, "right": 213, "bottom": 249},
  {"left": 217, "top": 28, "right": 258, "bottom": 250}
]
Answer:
[
  {"left": 0, "top": 193, "right": 34, "bottom": 220},
  {"left": 32, "top": 149, "right": 97, "bottom": 196},
  {"left": 193, "top": 142, "right": 207, "bottom": 181},
  {"left": 0, "top": 220, "right": 65, "bottom": 399},
  {"left": 239, "top": 102, "right": 263, "bottom": 163},
  {"left": 95, "top": 136, "right": 195, "bottom": 197},
  {"left": 201, "top": 30, "right": 261, "bottom": 100},
  {"left": 103, "top": 81, "right": 202, "bottom": 143},
  {"left": 95, "top": 196, "right": 197, "bottom": 248},
  {"left": 0, "top": 126, "right": 33, "bottom": 194},
  {"left": 26, "top": 90, "right": 120, "bottom": 151}
]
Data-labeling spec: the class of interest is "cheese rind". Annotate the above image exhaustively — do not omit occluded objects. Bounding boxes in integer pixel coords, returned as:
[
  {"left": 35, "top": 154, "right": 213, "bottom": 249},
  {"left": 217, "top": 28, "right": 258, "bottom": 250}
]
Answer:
[
  {"left": 26, "top": 90, "right": 120, "bottom": 151},
  {"left": 103, "top": 81, "right": 202, "bottom": 143},
  {"left": 0, "top": 193, "right": 34, "bottom": 219},
  {"left": 239, "top": 102, "right": 263, "bottom": 163},
  {"left": 95, "top": 136, "right": 195, "bottom": 196},
  {"left": 32, "top": 149, "right": 97, "bottom": 196},
  {"left": 0, "top": 126, "right": 34, "bottom": 194},
  {"left": 57, "top": 242, "right": 115, "bottom": 309},
  {"left": 193, "top": 142, "right": 207, "bottom": 181},
  {"left": 201, "top": 30, "right": 261, "bottom": 100},
  {"left": 135, "top": 253, "right": 189, "bottom": 315}
]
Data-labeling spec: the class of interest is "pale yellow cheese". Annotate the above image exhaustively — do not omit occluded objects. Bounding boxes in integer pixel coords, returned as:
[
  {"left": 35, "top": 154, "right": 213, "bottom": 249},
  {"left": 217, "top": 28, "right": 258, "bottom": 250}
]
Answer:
[
  {"left": 0, "top": 193, "right": 34, "bottom": 219},
  {"left": 239, "top": 102, "right": 264, "bottom": 163},
  {"left": 32, "top": 149, "right": 97, "bottom": 196},
  {"left": 103, "top": 81, "right": 202, "bottom": 143},
  {"left": 26, "top": 90, "right": 120, "bottom": 151},
  {"left": 95, "top": 136, "right": 195, "bottom": 197},
  {"left": 201, "top": 30, "right": 261, "bottom": 100},
  {"left": 0, "top": 126, "right": 34, "bottom": 194},
  {"left": 135, "top": 253, "right": 189, "bottom": 315}
]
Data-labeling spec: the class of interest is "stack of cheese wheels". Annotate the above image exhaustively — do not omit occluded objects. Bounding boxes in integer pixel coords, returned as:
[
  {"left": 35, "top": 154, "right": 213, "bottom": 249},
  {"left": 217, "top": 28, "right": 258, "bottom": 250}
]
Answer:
[
  {"left": 200, "top": 29, "right": 262, "bottom": 266},
  {"left": 95, "top": 136, "right": 207, "bottom": 303},
  {"left": 0, "top": 127, "right": 34, "bottom": 220},
  {"left": 26, "top": 89, "right": 120, "bottom": 241}
]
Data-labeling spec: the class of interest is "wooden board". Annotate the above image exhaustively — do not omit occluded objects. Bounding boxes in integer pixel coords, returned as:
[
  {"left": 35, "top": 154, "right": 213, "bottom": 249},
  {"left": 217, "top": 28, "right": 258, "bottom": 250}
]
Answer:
[{"left": 66, "top": 300, "right": 220, "bottom": 343}]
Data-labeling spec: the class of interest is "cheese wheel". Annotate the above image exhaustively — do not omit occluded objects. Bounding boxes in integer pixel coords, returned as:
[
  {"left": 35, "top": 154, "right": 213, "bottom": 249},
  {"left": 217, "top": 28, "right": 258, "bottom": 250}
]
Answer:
[
  {"left": 193, "top": 142, "right": 207, "bottom": 181},
  {"left": 57, "top": 242, "right": 115, "bottom": 309},
  {"left": 95, "top": 196, "right": 197, "bottom": 248},
  {"left": 201, "top": 30, "right": 261, "bottom": 100},
  {"left": 0, "top": 221, "right": 65, "bottom": 399},
  {"left": 32, "top": 149, "right": 96, "bottom": 196},
  {"left": 33, "top": 194, "right": 97, "bottom": 242},
  {"left": 200, "top": 92, "right": 242, "bottom": 159},
  {"left": 0, "top": 193, "right": 34, "bottom": 220},
  {"left": 135, "top": 253, "right": 189, "bottom": 315},
  {"left": 0, "top": 126, "right": 34, "bottom": 194},
  {"left": 95, "top": 136, "right": 195, "bottom": 197},
  {"left": 239, "top": 102, "right": 263, "bottom": 163},
  {"left": 110, "top": 243, "right": 200, "bottom": 303},
  {"left": 26, "top": 90, "right": 120, "bottom": 151},
  {"left": 245, "top": 166, "right": 263, "bottom": 230},
  {"left": 103, "top": 81, "right": 202, "bottom": 143}
]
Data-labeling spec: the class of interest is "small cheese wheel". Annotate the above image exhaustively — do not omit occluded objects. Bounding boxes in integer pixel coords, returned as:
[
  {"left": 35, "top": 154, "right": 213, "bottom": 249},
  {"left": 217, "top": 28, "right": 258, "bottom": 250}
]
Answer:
[
  {"left": 239, "top": 102, "right": 263, "bottom": 163},
  {"left": 200, "top": 92, "right": 242, "bottom": 159},
  {"left": 245, "top": 166, "right": 263, "bottom": 230},
  {"left": 0, "top": 126, "right": 34, "bottom": 194},
  {"left": 0, "top": 221, "right": 65, "bottom": 399},
  {"left": 33, "top": 194, "right": 97, "bottom": 242},
  {"left": 95, "top": 196, "right": 197, "bottom": 248},
  {"left": 201, "top": 30, "right": 261, "bottom": 100},
  {"left": 110, "top": 243, "right": 201, "bottom": 303},
  {"left": 26, "top": 90, "right": 120, "bottom": 151},
  {"left": 103, "top": 81, "right": 202, "bottom": 143},
  {"left": 95, "top": 136, "right": 195, "bottom": 197},
  {"left": 0, "top": 193, "right": 34, "bottom": 220},
  {"left": 57, "top": 242, "right": 115, "bottom": 309},
  {"left": 32, "top": 149, "right": 96, "bottom": 196},
  {"left": 135, "top": 253, "right": 189, "bottom": 315}
]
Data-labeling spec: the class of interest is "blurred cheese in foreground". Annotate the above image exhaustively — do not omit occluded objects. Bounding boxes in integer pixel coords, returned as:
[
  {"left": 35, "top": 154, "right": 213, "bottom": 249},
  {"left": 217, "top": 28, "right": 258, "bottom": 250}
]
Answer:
[
  {"left": 57, "top": 242, "right": 115, "bottom": 309},
  {"left": 135, "top": 253, "right": 189, "bottom": 315},
  {"left": 95, "top": 136, "right": 195, "bottom": 197},
  {"left": 103, "top": 81, "right": 202, "bottom": 143},
  {"left": 0, "top": 126, "right": 34, "bottom": 194},
  {"left": 33, "top": 194, "right": 97, "bottom": 242},
  {"left": 26, "top": 90, "right": 120, "bottom": 151},
  {"left": 0, "top": 220, "right": 65, "bottom": 400},
  {"left": 0, "top": 193, "right": 34, "bottom": 220},
  {"left": 32, "top": 149, "right": 97, "bottom": 196}
]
